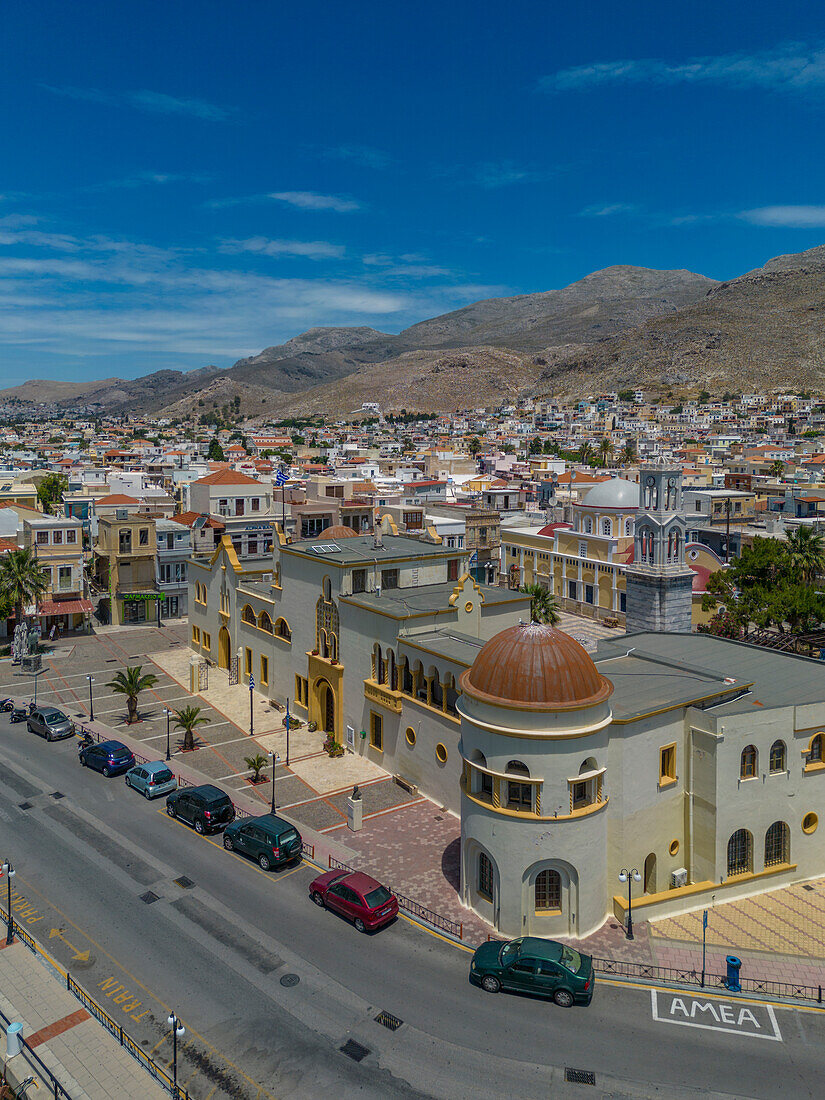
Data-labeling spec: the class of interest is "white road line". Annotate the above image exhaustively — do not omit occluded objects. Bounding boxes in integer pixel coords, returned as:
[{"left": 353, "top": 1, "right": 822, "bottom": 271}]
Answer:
[{"left": 650, "top": 990, "right": 782, "bottom": 1041}]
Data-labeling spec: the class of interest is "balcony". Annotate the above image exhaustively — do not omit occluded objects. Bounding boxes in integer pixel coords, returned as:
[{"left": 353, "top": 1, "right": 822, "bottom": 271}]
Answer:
[
  {"left": 116, "top": 579, "right": 159, "bottom": 596},
  {"left": 363, "top": 678, "right": 402, "bottom": 714}
]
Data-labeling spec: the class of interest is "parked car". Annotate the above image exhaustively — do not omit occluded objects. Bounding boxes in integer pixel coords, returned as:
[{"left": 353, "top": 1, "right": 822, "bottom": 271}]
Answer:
[
  {"left": 469, "top": 936, "right": 594, "bottom": 1007},
  {"left": 223, "top": 814, "right": 302, "bottom": 870},
  {"left": 165, "top": 784, "right": 235, "bottom": 834},
  {"left": 78, "top": 739, "right": 136, "bottom": 776},
  {"left": 125, "top": 761, "right": 178, "bottom": 800},
  {"left": 27, "top": 707, "right": 74, "bottom": 742},
  {"left": 309, "top": 870, "right": 398, "bottom": 933}
]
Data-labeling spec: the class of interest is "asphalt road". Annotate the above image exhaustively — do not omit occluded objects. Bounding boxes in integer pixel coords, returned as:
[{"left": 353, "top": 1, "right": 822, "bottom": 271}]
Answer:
[{"left": 0, "top": 712, "right": 822, "bottom": 1100}]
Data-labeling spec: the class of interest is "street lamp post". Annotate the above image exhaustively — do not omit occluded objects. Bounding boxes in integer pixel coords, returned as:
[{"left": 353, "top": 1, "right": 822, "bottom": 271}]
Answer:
[
  {"left": 2, "top": 860, "right": 15, "bottom": 945},
  {"left": 86, "top": 675, "right": 95, "bottom": 722},
  {"left": 249, "top": 673, "right": 255, "bottom": 737},
  {"left": 618, "top": 867, "right": 641, "bottom": 940},
  {"left": 165, "top": 708, "right": 172, "bottom": 762},
  {"left": 284, "top": 700, "right": 290, "bottom": 767},
  {"left": 268, "top": 751, "right": 279, "bottom": 814},
  {"left": 167, "top": 1012, "right": 185, "bottom": 1095}
]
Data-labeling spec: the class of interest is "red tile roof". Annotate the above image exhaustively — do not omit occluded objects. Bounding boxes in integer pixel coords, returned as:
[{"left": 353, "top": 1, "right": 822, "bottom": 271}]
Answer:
[{"left": 193, "top": 469, "right": 262, "bottom": 486}]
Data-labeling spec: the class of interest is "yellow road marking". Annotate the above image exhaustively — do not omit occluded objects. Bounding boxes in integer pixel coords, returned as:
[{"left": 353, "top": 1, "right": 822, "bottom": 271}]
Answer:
[
  {"left": 204, "top": 1087, "right": 218, "bottom": 1100},
  {"left": 13, "top": 873, "right": 278, "bottom": 1100},
  {"left": 149, "top": 1032, "right": 169, "bottom": 1055}
]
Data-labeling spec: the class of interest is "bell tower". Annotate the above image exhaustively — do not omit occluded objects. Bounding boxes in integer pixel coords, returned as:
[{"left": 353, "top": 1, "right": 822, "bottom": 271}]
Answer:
[{"left": 625, "top": 466, "right": 693, "bottom": 633}]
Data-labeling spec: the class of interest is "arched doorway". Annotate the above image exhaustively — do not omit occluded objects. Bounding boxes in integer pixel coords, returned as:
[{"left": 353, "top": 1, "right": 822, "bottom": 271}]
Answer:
[
  {"left": 218, "top": 627, "right": 230, "bottom": 669},
  {"left": 644, "top": 852, "right": 656, "bottom": 894},
  {"left": 316, "top": 679, "right": 335, "bottom": 734}
]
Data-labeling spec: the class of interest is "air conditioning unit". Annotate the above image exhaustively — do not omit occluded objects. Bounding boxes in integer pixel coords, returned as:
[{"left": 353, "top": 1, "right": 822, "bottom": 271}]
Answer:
[{"left": 671, "top": 868, "right": 688, "bottom": 889}]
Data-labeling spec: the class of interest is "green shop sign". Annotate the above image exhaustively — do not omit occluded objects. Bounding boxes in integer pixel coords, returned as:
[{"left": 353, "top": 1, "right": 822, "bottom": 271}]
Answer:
[{"left": 122, "top": 593, "right": 163, "bottom": 601}]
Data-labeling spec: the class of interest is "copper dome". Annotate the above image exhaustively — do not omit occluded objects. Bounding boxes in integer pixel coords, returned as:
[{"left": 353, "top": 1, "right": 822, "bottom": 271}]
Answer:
[
  {"left": 460, "top": 623, "right": 613, "bottom": 711},
  {"left": 316, "top": 525, "right": 359, "bottom": 539}
]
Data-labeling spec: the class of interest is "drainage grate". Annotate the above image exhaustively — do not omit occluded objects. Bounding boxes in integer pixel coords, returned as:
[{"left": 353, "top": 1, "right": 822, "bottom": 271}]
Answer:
[
  {"left": 374, "top": 1011, "right": 403, "bottom": 1031},
  {"left": 280, "top": 973, "right": 300, "bottom": 987},
  {"left": 140, "top": 891, "right": 160, "bottom": 904},
  {"left": 340, "top": 1039, "right": 370, "bottom": 1062},
  {"left": 18, "top": 802, "right": 32, "bottom": 811},
  {"left": 565, "top": 1068, "right": 596, "bottom": 1086},
  {"left": 105, "top": 659, "right": 117, "bottom": 663},
  {"left": 803, "top": 884, "right": 815, "bottom": 892},
  {"left": 174, "top": 876, "right": 195, "bottom": 890},
  {"left": 50, "top": 792, "right": 65, "bottom": 800}
]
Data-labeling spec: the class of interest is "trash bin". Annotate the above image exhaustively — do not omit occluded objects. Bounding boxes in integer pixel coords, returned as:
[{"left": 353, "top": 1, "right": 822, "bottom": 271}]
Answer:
[
  {"left": 6, "top": 1021, "right": 23, "bottom": 1057},
  {"left": 725, "top": 955, "right": 742, "bottom": 993}
]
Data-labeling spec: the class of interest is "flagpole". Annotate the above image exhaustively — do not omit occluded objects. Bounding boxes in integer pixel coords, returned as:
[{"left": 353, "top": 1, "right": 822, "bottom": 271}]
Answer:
[{"left": 285, "top": 699, "right": 290, "bottom": 767}]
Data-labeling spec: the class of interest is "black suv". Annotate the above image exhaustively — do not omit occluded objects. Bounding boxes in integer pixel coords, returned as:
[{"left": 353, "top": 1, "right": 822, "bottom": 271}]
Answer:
[
  {"left": 222, "top": 814, "right": 303, "bottom": 870},
  {"left": 166, "top": 785, "right": 235, "bottom": 834}
]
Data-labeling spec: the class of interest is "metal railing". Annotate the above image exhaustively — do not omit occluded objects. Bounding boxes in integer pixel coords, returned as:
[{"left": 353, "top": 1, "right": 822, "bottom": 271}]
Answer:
[
  {"left": 328, "top": 856, "right": 463, "bottom": 939},
  {"left": 593, "top": 957, "right": 824, "bottom": 1005},
  {"left": 0, "top": 1002, "right": 74, "bottom": 1099}
]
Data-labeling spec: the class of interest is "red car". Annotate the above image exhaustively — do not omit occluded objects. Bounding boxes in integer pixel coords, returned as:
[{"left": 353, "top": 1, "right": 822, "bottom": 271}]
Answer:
[{"left": 309, "top": 870, "right": 398, "bottom": 932}]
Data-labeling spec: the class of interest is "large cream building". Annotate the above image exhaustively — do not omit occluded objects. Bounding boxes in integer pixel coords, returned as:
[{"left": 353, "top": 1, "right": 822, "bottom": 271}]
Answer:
[{"left": 189, "top": 522, "right": 825, "bottom": 941}]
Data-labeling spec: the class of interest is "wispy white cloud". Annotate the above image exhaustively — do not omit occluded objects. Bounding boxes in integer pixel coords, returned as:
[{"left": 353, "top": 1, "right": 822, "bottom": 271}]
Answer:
[
  {"left": 540, "top": 42, "right": 825, "bottom": 94},
  {"left": 219, "top": 237, "right": 346, "bottom": 260},
  {"left": 316, "top": 143, "right": 392, "bottom": 169},
  {"left": 40, "top": 84, "right": 233, "bottom": 121},
  {"left": 269, "top": 191, "right": 361, "bottom": 212},
  {"left": 579, "top": 202, "right": 640, "bottom": 218},
  {"left": 738, "top": 205, "right": 825, "bottom": 227}
]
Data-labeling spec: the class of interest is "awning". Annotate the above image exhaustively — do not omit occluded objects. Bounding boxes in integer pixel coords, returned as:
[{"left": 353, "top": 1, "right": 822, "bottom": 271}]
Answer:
[{"left": 38, "top": 599, "right": 94, "bottom": 616}]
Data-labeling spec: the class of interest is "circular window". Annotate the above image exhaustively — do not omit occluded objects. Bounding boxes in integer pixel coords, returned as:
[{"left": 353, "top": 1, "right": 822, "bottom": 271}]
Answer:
[
  {"left": 669, "top": 839, "right": 680, "bottom": 856},
  {"left": 803, "top": 812, "right": 819, "bottom": 834},
  {"left": 436, "top": 742, "right": 448, "bottom": 764},
  {"left": 405, "top": 726, "right": 416, "bottom": 747}
]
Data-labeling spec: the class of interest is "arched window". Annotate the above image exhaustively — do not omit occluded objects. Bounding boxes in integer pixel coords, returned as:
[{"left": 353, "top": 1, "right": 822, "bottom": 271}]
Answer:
[
  {"left": 639, "top": 526, "right": 655, "bottom": 564},
  {"left": 373, "top": 644, "right": 385, "bottom": 683},
  {"left": 444, "top": 672, "right": 458, "bottom": 715},
  {"left": 478, "top": 852, "right": 493, "bottom": 900},
  {"left": 601, "top": 518, "right": 612, "bottom": 537},
  {"left": 388, "top": 650, "right": 396, "bottom": 691},
  {"left": 274, "top": 617, "right": 291, "bottom": 642},
  {"left": 315, "top": 590, "right": 339, "bottom": 656},
  {"left": 402, "top": 658, "right": 413, "bottom": 695},
  {"left": 727, "top": 829, "right": 753, "bottom": 876},
  {"left": 506, "top": 761, "right": 532, "bottom": 811},
  {"left": 769, "top": 740, "right": 786, "bottom": 773},
  {"left": 740, "top": 745, "right": 758, "bottom": 779},
  {"left": 809, "top": 734, "right": 824, "bottom": 763},
  {"left": 583, "top": 515, "right": 593, "bottom": 534},
  {"left": 429, "top": 666, "right": 443, "bottom": 709},
  {"left": 322, "top": 576, "right": 332, "bottom": 601},
  {"left": 535, "top": 869, "right": 561, "bottom": 912},
  {"left": 258, "top": 611, "right": 273, "bottom": 633},
  {"left": 667, "top": 528, "right": 681, "bottom": 562},
  {"left": 414, "top": 660, "right": 427, "bottom": 702},
  {"left": 241, "top": 604, "right": 255, "bottom": 625},
  {"left": 471, "top": 750, "right": 493, "bottom": 800},
  {"left": 624, "top": 517, "right": 633, "bottom": 537},
  {"left": 765, "top": 821, "right": 790, "bottom": 867}
]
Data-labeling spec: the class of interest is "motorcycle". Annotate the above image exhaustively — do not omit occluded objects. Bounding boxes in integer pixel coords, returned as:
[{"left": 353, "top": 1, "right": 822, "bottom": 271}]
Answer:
[
  {"left": 9, "top": 705, "right": 28, "bottom": 724},
  {"left": 0, "top": 698, "right": 14, "bottom": 712},
  {"left": 77, "top": 730, "right": 94, "bottom": 759}
]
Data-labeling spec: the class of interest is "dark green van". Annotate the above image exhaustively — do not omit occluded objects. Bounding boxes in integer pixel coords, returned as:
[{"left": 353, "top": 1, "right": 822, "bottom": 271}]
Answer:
[
  {"left": 469, "top": 936, "right": 594, "bottom": 1007},
  {"left": 222, "top": 814, "right": 303, "bottom": 871}
]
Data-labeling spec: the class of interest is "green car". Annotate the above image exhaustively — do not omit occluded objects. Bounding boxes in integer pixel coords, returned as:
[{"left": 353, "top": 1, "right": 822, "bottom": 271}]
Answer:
[
  {"left": 469, "top": 936, "right": 594, "bottom": 1007},
  {"left": 222, "top": 813, "right": 303, "bottom": 871}
]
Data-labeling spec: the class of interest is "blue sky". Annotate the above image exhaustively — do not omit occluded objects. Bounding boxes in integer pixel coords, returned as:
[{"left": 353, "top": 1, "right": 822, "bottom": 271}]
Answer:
[{"left": 3, "top": 0, "right": 825, "bottom": 384}]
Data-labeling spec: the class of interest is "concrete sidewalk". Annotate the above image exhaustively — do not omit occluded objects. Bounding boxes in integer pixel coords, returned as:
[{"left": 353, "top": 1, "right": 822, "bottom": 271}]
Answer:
[{"left": 0, "top": 938, "right": 168, "bottom": 1100}]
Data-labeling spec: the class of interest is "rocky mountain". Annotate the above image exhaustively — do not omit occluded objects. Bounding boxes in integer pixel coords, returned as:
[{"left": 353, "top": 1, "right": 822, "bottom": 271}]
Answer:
[
  {"left": 536, "top": 246, "right": 825, "bottom": 398},
  {"left": 5, "top": 247, "right": 825, "bottom": 416}
]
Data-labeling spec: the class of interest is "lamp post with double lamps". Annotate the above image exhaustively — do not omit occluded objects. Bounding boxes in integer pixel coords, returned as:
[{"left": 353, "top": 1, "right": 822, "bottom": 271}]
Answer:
[
  {"left": 86, "top": 675, "right": 95, "bottom": 722},
  {"left": 165, "top": 707, "right": 172, "bottom": 762},
  {"left": 268, "top": 751, "right": 280, "bottom": 814},
  {"left": 167, "top": 1012, "right": 185, "bottom": 1094},
  {"left": 618, "top": 867, "right": 641, "bottom": 940},
  {"left": 2, "top": 860, "right": 15, "bottom": 945}
]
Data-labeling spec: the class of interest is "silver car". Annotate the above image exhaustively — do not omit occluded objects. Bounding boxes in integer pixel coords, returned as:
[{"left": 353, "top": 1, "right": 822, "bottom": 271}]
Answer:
[
  {"left": 27, "top": 707, "right": 74, "bottom": 742},
  {"left": 125, "top": 761, "right": 178, "bottom": 799}
]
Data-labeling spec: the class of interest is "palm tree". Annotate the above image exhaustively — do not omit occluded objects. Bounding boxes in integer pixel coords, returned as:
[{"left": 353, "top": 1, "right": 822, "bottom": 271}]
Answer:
[
  {"left": 520, "top": 583, "right": 560, "bottom": 625},
  {"left": 785, "top": 526, "right": 825, "bottom": 584},
  {"left": 620, "top": 439, "right": 637, "bottom": 465},
  {"left": 174, "top": 705, "right": 210, "bottom": 751},
  {"left": 106, "top": 665, "right": 159, "bottom": 724},
  {"left": 578, "top": 441, "right": 593, "bottom": 465},
  {"left": 598, "top": 437, "right": 614, "bottom": 468},
  {"left": 0, "top": 548, "right": 49, "bottom": 630},
  {"left": 769, "top": 459, "right": 785, "bottom": 479},
  {"left": 244, "top": 753, "right": 269, "bottom": 783}
]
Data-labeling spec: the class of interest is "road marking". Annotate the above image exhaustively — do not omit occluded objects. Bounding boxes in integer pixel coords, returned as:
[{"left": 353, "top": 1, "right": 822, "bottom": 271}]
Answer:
[
  {"left": 8, "top": 886, "right": 43, "bottom": 925},
  {"left": 97, "top": 976, "right": 152, "bottom": 1021},
  {"left": 49, "top": 927, "right": 90, "bottom": 961},
  {"left": 650, "top": 989, "right": 782, "bottom": 1041}
]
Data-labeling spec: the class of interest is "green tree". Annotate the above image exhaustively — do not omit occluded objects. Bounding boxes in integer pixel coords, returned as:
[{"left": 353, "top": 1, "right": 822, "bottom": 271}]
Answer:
[
  {"left": 467, "top": 437, "right": 482, "bottom": 457},
  {"left": 174, "top": 705, "right": 210, "bottom": 751},
  {"left": 207, "top": 438, "right": 225, "bottom": 461},
  {"left": 598, "top": 437, "right": 614, "bottom": 468},
  {"left": 578, "top": 441, "right": 593, "bottom": 465},
  {"left": 785, "top": 526, "right": 825, "bottom": 584},
  {"left": 698, "top": 390, "right": 710, "bottom": 404},
  {"left": 528, "top": 436, "right": 542, "bottom": 454},
  {"left": 620, "top": 439, "right": 637, "bottom": 465},
  {"left": 36, "top": 473, "right": 69, "bottom": 515},
  {"left": 0, "top": 548, "right": 49, "bottom": 628},
  {"left": 520, "top": 583, "right": 560, "bottom": 625},
  {"left": 769, "top": 460, "right": 785, "bottom": 479},
  {"left": 106, "top": 665, "right": 159, "bottom": 724},
  {"left": 244, "top": 753, "right": 269, "bottom": 783}
]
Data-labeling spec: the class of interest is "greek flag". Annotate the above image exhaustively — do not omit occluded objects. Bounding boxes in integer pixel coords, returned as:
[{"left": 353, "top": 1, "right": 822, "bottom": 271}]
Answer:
[{"left": 275, "top": 469, "right": 288, "bottom": 486}]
